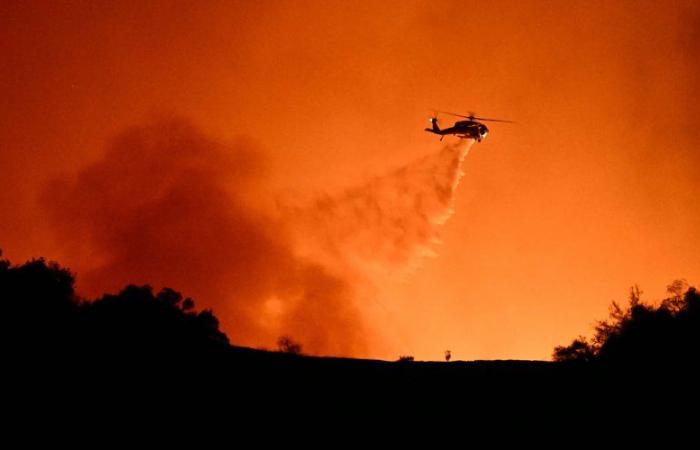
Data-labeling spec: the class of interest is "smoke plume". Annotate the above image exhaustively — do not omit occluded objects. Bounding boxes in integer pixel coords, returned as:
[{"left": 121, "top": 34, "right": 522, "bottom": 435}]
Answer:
[{"left": 42, "top": 118, "right": 472, "bottom": 356}]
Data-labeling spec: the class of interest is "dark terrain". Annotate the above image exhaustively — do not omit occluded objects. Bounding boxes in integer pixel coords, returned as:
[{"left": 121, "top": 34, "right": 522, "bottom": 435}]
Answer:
[{"left": 3, "top": 251, "right": 698, "bottom": 413}]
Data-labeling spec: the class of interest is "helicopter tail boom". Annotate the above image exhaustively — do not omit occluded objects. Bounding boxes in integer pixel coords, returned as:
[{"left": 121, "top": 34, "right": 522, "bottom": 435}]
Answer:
[{"left": 425, "top": 117, "right": 441, "bottom": 134}]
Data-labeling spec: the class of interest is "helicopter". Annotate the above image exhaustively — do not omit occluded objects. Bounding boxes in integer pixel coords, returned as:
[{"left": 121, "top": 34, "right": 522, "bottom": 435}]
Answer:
[{"left": 425, "top": 110, "right": 513, "bottom": 142}]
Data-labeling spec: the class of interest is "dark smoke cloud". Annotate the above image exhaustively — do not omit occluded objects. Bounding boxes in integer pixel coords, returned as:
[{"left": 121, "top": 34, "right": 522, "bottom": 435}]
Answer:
[
  {"left": 42, "top": 118, "right": 472, "bottom": 357},
  {"left": 42, "top": 118, "right": 366, "bottom": 355}
]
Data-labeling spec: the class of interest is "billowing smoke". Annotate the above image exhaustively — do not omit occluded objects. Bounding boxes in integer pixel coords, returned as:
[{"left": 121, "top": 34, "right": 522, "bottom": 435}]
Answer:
[{"left": 42, "top": 118, "right": 472, "bottom": 356}]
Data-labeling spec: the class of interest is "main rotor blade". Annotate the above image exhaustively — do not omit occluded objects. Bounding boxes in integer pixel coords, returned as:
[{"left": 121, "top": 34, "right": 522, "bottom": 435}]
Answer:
[
  {"left": 471, "top": 116, "right": 515, "bottom": 123},
  {"left": 434, "top": 110, "right": 473, "bottom": 119},
  {"left": 432, "top": 109, "right": 515, "bottom": 123}
]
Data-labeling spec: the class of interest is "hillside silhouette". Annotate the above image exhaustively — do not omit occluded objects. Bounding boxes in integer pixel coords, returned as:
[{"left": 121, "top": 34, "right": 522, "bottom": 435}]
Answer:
[{"left": 3, "top": 249, "right": 698, "bottom": 412}]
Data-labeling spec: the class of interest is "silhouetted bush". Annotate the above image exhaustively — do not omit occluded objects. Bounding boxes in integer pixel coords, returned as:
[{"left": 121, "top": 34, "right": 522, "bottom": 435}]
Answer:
[
  {"left": 554, "top": 281, "right": 700, "bottom": 367},
  {"left": 397, "top": 355, "right": 414, "bottom": 362},
  {"left": 277, "top": 335, "right": 302, "bottom": 354},
  {"left": 552, "top": 337, "right": 595, "bottom": 363}
]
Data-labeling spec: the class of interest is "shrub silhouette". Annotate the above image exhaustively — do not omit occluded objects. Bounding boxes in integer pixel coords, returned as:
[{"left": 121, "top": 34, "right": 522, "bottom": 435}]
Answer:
[
  {"left": 554, "top": 281, "right": 700, "bottom": 367},
  {"left": 552, "top": 337, "right": 595, "bottom": 363},
  {"left": 277, "top": 335, "right": 303, "bottom": 354}
]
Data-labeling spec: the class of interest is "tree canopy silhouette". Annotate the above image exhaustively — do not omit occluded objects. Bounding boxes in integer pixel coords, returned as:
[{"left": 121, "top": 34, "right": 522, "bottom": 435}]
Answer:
[
  {"left": 554, "top": 281, "right": 699, "bottom": 367},
  {"left": 1, "top": 250, "right": 229, "bottom": 360}
]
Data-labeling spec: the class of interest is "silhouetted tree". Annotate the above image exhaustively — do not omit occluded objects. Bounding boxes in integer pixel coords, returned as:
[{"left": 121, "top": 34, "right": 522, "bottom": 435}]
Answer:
[
  {"left": 553, "top": 280, "right": 700, "bottom": 368},
  {"left": 397, "top": 355, "right": 414, "bottom": 362},
  {"left": 1, "top": 252, "right": 80, "bottom": 353},
  {"left": 1, "top": 250, "right": 229, "bottom": 360},
  {"left": 83, "top": 284, "right": 229, "bottom": 357}
]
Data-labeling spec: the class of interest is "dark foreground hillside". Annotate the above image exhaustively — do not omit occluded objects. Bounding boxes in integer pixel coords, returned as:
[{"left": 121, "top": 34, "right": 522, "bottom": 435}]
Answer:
[{"left": 3, "top": 251, "right": 697, "bottom": 416}]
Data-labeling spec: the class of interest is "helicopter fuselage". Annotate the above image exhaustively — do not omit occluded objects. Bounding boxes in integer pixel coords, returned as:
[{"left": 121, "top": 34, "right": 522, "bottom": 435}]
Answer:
[{"left": 425, "top": 118, "right": 489, "bottom": 142}]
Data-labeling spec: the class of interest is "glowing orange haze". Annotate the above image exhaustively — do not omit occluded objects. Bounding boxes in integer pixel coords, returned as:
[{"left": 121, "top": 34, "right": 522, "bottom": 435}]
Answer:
[{"left": 1, "top": 1, "right": 699, "bottom": 360}]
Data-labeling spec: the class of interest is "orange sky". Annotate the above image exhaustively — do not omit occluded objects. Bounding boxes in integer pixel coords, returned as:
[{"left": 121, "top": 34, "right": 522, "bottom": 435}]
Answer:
[{"left": 2, "top": 0, "right": 699, "bottom": 360}]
